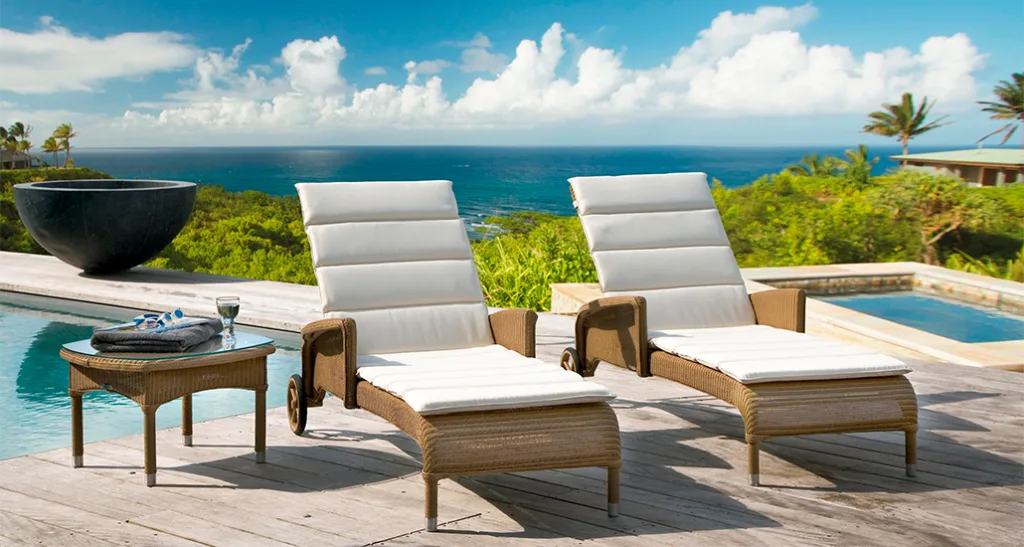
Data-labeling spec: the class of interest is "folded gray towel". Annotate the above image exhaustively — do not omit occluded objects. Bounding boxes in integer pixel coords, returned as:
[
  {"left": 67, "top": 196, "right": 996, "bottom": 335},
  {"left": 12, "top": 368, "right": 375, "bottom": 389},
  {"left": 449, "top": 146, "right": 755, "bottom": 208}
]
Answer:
[{"left": 91, "top": 318, "right": 224, "bottom": 353}]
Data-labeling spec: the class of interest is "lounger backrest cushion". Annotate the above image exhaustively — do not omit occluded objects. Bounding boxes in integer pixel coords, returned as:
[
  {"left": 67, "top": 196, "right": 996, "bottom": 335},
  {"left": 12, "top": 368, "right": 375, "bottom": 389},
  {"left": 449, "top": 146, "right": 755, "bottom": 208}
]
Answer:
[
  {"left": 569, "top": 172, "right": 756, "bottom": 331},
  {"left": 296, "top": 180, "right": 493, "bottom": 355}
]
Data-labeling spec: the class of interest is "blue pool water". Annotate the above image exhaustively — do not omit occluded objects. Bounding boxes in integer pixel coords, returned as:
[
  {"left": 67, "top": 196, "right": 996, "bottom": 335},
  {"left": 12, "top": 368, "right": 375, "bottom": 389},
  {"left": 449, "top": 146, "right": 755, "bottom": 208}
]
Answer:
[
  {"left": 0, "top": 292, "right": 301, "bottom": 460},
  {"left": 822, "top": 292, "right": 1024, "bottom": 344}
]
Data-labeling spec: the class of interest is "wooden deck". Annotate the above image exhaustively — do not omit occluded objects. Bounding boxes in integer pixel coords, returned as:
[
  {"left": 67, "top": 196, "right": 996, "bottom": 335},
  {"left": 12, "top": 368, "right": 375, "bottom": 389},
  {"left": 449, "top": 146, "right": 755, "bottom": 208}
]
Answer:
[{"left": 1, "top": 314, "right": 1021, "bottom": 547}]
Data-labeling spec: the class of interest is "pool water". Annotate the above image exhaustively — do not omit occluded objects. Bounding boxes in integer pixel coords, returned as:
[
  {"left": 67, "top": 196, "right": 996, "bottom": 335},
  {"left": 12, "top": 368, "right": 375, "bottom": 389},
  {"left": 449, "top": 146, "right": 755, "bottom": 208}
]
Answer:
[
  {"left": 0, "top": 292, "right": 301, "bottom": 461},
  {"left": 822, "top": 292, "right": 1024, "bottom": 344}
]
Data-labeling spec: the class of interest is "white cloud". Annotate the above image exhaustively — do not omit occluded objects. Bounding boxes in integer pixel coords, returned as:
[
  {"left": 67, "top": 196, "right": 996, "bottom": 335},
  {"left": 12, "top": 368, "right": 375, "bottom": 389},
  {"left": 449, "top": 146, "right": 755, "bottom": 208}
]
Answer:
[
  {"left": 403, "top": 59, "right": 452, "bottom": 83},
  {"left": 444, "top": 32, "right": 509, "bottom": 73},
  {"left": 443, "top": 32, "right": 492, "bottom": 49},
  {"left": 119, "top": 3, "right": 986, "bottom": 133},
  {"left": 460, "top": 47, "right": 508, "bottom": 74},
  {"left": 0, "top": 16, "right": 197, "bottom": 94},
  {"left": 280, "top": 36, "right": 346, "bottom": 95},
  {"left": 364, "top": 66, "right": 387, "bottom": 75}
]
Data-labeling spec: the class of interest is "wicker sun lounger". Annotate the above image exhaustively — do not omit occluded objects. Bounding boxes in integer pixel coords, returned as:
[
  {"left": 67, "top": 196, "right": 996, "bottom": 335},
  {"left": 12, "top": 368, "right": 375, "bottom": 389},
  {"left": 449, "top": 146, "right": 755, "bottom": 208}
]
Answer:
[
  {"left": 291, "top": 180, "right": 621, "bottom": 531},
  {"left": 563, "top": 172, "right": 918, "bottom": 486}
]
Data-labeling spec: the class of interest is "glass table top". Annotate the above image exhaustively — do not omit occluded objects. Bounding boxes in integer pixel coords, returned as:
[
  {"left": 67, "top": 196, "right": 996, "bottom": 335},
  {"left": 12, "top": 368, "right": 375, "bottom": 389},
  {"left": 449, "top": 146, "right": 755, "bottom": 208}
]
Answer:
[{"left": 62, "top": 331, "right": 274, "bottom": 361}]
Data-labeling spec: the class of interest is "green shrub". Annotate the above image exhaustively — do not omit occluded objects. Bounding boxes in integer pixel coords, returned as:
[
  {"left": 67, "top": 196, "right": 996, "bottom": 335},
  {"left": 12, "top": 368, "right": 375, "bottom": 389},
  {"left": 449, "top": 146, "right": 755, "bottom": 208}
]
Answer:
[
  {"left": 473, "top": 216, "right": 596, "bottom": 310},
  {"left": 0, "top": 167, "right": 111, "bottom": 188}
]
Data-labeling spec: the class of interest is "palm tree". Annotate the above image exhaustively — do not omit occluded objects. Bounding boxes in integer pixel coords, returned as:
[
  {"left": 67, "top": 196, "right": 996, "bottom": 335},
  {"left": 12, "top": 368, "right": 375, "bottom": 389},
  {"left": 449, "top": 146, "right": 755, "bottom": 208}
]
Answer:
[
  {"left": 862, "top": 92, "right": 950, "bottom": 155},
  {"left": 0, "top": 127, "right": 16, "bottom": 155},
  {"left": 53, "top": 123, "right": 77, "bottom": 167},
  {"left": 8, "top": 122, "right": 31, "bottom": 143},
  {"left": 784, "top": 153, "right": 842, "bottom": 177},
  {"left": 839, "top": 144, "right": 880, "bottom": 184},
  {"left": 42, "top": 136, "right": 61, "bottom": 167},
  {"left": 977, "top": 72, "right": 1024, "bottom": 148},
  {"left": 16, "top": 139, "right": 36, "bottom": 166}
]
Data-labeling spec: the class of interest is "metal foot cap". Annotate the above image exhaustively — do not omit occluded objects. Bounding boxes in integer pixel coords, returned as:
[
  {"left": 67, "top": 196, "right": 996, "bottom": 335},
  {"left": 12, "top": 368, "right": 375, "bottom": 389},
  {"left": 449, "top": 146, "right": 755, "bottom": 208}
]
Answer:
[
  {"left": 182, "top": 435, "right": 193, "bottom": 447},
  {"left": 256, "top": 451, "right": 266, "bottom": 464},
  {"left": 73, "top": 456, "right": 83, "bottom": 468},
  {"left": 907, "top": 464, "right": 917, "bottom": 477},
  {"left": 749, "top": 474, "right": 760, "bottom": 487},
  {"left": 607, "top": 503, "right": 620, "bottom": 517},
  {"left": 146, "top": 474, "right": 156, "bottom": 487},
  {"left": 425, "top": 517, "right": 437, "bottom": 532}
]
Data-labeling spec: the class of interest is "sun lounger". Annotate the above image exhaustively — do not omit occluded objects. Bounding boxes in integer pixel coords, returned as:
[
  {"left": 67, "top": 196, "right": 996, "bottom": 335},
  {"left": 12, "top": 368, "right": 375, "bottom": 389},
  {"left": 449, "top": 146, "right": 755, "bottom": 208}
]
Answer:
[
  {"left": 291, "top": 180, "right": 621, "bottom": 530},
  {"left": 564, "top": 172, "right": 918, "bottom": 486}
]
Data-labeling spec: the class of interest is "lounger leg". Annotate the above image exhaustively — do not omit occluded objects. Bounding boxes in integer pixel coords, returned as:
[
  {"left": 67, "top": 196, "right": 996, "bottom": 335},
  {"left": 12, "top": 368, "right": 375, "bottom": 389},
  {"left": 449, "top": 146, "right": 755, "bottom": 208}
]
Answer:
[
  {"left": 607, "top": 467, "right": 620, "bottom": 517},
  {"left": 181, "top": 394, "right": 193, "bottom": 447},
  {"left": 424, "top": 476, "right": 438, "bottom": 532},
  {"left": 748, "top": 441, "right": 760, "bottom": 486},
  {"left": 905, "top": 430, "right": 917, "bottom": 477}
]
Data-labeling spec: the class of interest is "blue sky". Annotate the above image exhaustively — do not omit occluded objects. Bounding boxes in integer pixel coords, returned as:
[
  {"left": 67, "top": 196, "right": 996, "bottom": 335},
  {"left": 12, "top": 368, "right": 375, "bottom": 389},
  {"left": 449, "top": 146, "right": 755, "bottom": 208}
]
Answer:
[{"left": 0, "top": 0, "right": 1021, "bottom": 147}]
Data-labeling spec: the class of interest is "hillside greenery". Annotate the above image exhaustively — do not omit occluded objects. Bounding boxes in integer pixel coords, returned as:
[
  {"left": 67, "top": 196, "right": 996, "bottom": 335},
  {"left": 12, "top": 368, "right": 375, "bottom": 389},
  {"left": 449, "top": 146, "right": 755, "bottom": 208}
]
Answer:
[{"left": 1, "top": 162, "right": 1021, "bottom": 310}]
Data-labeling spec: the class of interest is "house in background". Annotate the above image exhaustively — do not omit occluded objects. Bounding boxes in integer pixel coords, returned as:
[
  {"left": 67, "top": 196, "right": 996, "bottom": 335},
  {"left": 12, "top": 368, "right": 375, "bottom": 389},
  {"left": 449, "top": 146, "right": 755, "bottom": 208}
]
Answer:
[
  {"left": 0, "top": 150, "right": 33, "bottom": 170},
  {"left": 891, "top": 148, "right": 1024, "bottom": 186}
]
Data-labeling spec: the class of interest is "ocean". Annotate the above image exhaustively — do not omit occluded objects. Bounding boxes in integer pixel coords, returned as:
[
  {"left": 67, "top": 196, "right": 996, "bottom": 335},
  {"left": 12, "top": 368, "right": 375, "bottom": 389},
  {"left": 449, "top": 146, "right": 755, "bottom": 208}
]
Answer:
[{"left": 73, "top": 145, "right": 948, "bottom": 221}]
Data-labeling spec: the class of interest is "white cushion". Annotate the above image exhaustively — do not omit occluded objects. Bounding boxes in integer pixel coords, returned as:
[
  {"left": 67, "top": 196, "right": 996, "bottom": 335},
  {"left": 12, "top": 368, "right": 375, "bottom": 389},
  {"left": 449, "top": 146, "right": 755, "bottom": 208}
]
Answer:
[
  {"left": 570, "top": 173, "right": 756, "bottom": 331},
  {"left": 297, "top": 181, "right": 493, "bottom": 354},
  {"left": 649, "top": 325, "right": 911, "bottom": 384},
  {"left": 357, "top": 345, "right": 617, "bottom": 415}
]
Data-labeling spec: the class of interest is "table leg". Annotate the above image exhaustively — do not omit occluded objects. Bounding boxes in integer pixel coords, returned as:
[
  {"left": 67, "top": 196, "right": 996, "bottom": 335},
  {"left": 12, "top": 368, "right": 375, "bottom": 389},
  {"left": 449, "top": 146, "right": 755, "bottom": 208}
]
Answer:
[
  {"left": 144, "top": 408, "right": 157, "bottom": 486},
  {"left": 71, "top": 394, "right": 83, "bottom": 468},
  {"left": 255, "top": 389, "right": 266, "bottom": 463},
  {"left": 182, "top": 394, "right": 193, "bottom": 447}
]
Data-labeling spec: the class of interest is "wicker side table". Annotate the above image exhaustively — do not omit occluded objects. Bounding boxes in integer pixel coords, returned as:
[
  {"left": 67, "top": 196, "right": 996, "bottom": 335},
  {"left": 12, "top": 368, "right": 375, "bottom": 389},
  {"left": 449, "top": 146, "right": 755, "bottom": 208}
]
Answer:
[{"left": 61, "top": 333, "right": 276, "bottom": 486}]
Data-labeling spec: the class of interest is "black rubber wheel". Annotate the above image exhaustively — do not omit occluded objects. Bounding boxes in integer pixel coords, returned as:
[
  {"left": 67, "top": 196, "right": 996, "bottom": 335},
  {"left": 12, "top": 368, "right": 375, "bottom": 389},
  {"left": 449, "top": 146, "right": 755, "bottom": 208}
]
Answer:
[
  {"left": 287, "top": 374, "right": 307, "bottom": 435},
  {"left": 560, "top": 347, "right": 584, "bottom": 376}
]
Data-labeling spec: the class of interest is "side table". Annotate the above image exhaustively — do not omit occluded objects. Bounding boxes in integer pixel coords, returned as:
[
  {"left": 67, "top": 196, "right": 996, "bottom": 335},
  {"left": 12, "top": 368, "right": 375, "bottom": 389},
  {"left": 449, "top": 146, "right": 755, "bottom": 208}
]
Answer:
[{"left": 60, "top": 332, "right": 276, "bottom": 486}]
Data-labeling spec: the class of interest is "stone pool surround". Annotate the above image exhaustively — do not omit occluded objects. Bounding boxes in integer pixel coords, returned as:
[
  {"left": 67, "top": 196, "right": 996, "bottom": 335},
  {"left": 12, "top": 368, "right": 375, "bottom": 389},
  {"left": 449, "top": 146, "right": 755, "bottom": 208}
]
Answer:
[{"left": 551, "top": 262, "right": 1024, "bottom": 372}]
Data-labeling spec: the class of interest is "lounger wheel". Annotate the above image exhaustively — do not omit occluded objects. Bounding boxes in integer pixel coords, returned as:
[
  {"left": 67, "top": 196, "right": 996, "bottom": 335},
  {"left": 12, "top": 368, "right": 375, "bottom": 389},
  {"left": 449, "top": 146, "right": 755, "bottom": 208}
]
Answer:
[
  {"left": 561, "top": 347, "right": 584, "bottom": 376},
  {"left": 287, "top": 374, "right": 307, "bottom": 435}
]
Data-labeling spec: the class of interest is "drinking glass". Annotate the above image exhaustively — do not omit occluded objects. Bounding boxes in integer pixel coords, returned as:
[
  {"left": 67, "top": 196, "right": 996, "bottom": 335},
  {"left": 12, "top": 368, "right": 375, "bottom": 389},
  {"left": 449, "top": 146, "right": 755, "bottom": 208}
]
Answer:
[{"left": 216, "top": 296, "right": 240, "bottom": 342}]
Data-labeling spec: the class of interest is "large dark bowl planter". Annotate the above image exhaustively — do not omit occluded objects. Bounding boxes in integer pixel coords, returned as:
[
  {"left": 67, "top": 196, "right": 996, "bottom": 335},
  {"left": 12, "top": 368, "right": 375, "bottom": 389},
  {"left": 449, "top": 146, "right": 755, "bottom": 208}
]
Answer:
[{"left": 13, "top": 180, "right": 197, "bottom": 275}]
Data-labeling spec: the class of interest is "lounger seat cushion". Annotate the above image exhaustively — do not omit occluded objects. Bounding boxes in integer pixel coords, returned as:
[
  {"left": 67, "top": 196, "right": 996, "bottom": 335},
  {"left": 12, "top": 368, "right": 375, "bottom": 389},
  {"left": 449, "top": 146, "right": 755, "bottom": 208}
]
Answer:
[
  {"left": 649, "top": 325, "right": 911, "bottom": 384},
  {"left": 357, "top": 345, "right": 616, "bottom": 415}
]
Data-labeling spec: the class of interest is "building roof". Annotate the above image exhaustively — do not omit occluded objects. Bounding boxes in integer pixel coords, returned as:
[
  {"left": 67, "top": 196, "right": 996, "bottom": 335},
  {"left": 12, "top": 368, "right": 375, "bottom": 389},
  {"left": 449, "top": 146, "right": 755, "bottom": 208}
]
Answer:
[
  {"left": 0, "top": 150, "right": 31, "bottom": 160},
  {"left": 890, "top": 148, "right": 1024, "bottom": 167}
]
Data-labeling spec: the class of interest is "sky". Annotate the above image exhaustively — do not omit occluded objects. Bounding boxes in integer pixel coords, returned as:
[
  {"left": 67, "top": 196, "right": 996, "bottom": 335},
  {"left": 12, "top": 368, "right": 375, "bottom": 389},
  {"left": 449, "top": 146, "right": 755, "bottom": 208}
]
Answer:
[{"left": 0, "top": 0, "right": 1021, "bottom": 147}]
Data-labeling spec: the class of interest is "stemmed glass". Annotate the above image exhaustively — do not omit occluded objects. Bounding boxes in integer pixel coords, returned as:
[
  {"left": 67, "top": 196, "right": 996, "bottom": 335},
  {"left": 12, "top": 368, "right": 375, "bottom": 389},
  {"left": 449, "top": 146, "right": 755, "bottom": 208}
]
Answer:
[{"left": 216, "top": 296, "right": 240, "bottom": 343}]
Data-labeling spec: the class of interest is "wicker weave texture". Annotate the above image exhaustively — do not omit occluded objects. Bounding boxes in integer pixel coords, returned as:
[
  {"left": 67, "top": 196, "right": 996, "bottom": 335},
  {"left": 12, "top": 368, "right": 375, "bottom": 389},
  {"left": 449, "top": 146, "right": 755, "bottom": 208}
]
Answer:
[
  {"left": 68, "top": 355, "right": 269, "bottom": 408},
  {"left": 357, "top": 382, "right": 621, "bottom": 479},
  {"left": 649, "top": 352, "right": 918, "bottom": 441}
]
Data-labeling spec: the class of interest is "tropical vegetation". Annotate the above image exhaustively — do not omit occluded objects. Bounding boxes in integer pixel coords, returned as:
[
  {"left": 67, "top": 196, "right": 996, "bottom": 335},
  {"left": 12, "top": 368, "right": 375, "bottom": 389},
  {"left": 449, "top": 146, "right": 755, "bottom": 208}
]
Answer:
[
  {"left": 977, "top": 72, "right": 1024, "bottom": 147},
  {"left": 0, "top": 122, "right": 78, "bottom": 168},
  {"left": 863, "top": 92, "right": 950, "bottom": 155},
  {"left": 2, "top": 157, "right": 1021, "bottom": 309}
]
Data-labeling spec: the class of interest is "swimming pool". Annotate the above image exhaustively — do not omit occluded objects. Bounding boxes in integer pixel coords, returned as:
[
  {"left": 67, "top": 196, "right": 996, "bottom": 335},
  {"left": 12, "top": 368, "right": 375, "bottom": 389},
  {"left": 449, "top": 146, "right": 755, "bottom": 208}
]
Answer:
[
  {"left": 822, "top": 292, "right": 1024, "bottom": 344},
  {"left": 0, "top": 291, "right": 301, "bottom": 461}
]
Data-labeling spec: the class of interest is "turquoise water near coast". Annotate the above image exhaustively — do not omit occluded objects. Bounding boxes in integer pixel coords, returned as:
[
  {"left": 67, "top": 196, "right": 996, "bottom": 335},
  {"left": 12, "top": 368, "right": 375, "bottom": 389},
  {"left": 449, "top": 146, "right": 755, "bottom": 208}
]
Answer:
[{"left": 74, "top": 145, "right": 955, "bottom": 221}]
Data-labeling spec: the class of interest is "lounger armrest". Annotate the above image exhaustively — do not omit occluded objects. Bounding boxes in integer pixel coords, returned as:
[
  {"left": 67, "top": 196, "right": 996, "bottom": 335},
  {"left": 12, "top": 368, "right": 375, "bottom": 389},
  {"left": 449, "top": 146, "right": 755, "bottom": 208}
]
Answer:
[
  {"left": 301, "top": 318, "right": 359, "bottom": 409},
  {"left": 489, "top": 308, "right": 538, "bottom": 358},
  {"left": 575, "top": 296, "right": 649, "bottom": 377},
  {"left": 749, "top": 289, "right": 806, "bottom": 333}
]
